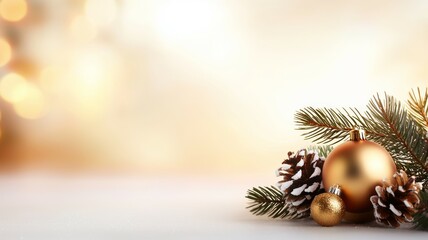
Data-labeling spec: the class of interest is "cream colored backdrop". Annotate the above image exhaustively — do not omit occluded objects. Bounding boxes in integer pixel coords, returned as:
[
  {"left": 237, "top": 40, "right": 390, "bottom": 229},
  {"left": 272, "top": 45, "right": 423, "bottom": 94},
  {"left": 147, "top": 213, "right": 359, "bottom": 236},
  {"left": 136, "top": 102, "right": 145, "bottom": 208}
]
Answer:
[{"left": 0, "top": 0, "right": 426, "bottom": 175}]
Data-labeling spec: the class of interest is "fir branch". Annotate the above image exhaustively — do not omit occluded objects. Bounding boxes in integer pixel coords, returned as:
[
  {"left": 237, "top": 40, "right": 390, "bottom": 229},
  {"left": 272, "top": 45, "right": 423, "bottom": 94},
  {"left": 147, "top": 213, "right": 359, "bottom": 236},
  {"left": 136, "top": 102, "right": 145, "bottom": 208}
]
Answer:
[
  {"left": 295, "top": 107, "right": 386, "bottom": 144},
  {"left": 413, "top": 191, "right": 428, "bottom": 231},
  {"left": 245, "top": 186, "right": 302, "bottom": 219},
  {"left": 308, "top": 145, "right": 333, "bottom": 158},
  {"left": 295, "top": 107, "right": 357, "bottom": 144},
  {"left": 366, "top": 94, "right": 428, "bottom": 183},
  {"left": 295, "top": 92, "right": 428, "bottom": 187},
  {"left": 408, "top": 88, "right": 428, "bottom": 129}
]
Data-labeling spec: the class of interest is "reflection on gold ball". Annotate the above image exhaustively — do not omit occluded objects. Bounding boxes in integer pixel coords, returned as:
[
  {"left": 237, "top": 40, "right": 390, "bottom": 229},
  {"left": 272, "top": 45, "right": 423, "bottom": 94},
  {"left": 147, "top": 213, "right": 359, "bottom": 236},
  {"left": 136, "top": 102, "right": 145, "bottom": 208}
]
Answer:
[
  {"left": 322, "top": 130, "right": 396, "bottom": 222},
  {"left": 310, "top": 192, "right": 345, "bottom": 226}
]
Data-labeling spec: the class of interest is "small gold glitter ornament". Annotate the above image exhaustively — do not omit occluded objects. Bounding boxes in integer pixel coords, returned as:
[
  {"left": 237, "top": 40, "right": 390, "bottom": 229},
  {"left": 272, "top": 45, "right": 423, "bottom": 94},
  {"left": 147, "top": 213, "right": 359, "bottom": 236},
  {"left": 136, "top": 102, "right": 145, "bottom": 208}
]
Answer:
[
  {"left": 322, "top": 128, "right": 397, "bottom": 223},
  {"left": 310, "top": 185, "right": 345, "bottom": 226}
]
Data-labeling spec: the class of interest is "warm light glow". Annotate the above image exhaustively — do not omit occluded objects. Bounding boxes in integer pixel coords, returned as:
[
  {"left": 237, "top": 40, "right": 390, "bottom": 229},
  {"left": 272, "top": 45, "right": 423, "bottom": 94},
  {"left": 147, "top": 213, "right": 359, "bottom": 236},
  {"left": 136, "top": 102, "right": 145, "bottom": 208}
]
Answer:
[
  {"left": 74, "top": 55, "right": 103, "bottom": 88},
  {"left": 39, "top": 65, "right": 62, "bottom": 92},
  {"left": 0, "top": 0, "right": 28, "bottom": 22},
  {"left": 0, "top": 0, "right": 427, "bottom": 174},
  {"left": 0, "top": 73, "right": 29, "bottom": 103},
  {"left": 0, "top": 38, "right": 12, "bottom": 67},
  {"left": 13, "top": 85, "right": 46, "bottom": 119},
  {"left": 154, "top": 1, "right": 218, "bottom": 39},
  {"left": 68, "top": 46, "right": 122, "bottom": 119},
  {"left": 69, "top": 15, "right": 97, "bottom": 42},
  {"left": 0, "top": 72, "right": 46, "bottom": 119},
  {"left": 85, "top": 0, "right": 117, "bottom": 28}
]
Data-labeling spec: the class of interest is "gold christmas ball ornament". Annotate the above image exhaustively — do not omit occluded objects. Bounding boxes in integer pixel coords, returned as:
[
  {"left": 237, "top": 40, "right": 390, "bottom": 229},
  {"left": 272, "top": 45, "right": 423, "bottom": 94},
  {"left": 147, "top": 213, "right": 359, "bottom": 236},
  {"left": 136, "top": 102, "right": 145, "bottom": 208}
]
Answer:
[
  {"left": 322, "top": 128, "right": 397, "bottom": 223},
  {"left": 310, "top": 185, "right": 345, "bottom": 227}
]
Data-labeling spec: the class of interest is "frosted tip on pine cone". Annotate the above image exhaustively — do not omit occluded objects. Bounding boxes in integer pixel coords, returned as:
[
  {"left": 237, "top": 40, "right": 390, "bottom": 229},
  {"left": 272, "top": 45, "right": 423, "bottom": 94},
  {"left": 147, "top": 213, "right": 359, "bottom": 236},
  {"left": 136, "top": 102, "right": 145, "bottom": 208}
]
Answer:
[
  {"left": 276, "top": 149, "right": 325, "bottom": 218},
  {"left": 370, "top": 170, "right": 423, "bottom": 228}
]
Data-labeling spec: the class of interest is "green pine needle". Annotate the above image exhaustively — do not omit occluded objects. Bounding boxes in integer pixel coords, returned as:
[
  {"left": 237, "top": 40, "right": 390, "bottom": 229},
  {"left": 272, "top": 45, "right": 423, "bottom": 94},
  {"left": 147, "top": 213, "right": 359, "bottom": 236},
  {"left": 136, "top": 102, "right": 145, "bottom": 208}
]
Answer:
[
  {"left": 413, "top": 191, "right": 428, "bottom": 231},
  {"left": 408, "top": 87, "right": 428, "bottom": 129},
  {"left": 247, "top": 88, "right": 428, "bottom": 230},
  {"left": 295, "top": 107, "right": 358, "bottom": 145},
  {"left": 366, "top": 93, "right": 428, "bottom": 182},
  {"left": 245, "top": 186, "right": 303, "bottom": 219},
  {"left": 294, "top": 88, "right": 428, "bottom": 229},
  {"left": 295, "top": 91, "right": 428, "bottom": 187},
  {"left": 308, "top": 145, "right": 333, "bottom": 158}
]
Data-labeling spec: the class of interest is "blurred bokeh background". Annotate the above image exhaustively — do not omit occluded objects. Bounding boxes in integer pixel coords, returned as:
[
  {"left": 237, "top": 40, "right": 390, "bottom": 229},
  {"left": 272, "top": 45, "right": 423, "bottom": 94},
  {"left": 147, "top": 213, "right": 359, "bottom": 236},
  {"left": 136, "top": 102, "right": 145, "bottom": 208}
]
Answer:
[
  {"left": 0, "top": 0, "right": 426, "bottom": 176},
  {"left": 1, "top": 1, "right": 428, "bottom": 239}
]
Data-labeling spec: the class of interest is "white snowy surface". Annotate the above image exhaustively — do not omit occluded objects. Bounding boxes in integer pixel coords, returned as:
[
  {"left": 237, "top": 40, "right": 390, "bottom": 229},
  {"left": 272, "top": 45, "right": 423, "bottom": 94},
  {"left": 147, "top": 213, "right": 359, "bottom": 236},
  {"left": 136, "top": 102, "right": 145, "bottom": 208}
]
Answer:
[{"left": 0, "top": 173, "right": 425, "bottom": 240}]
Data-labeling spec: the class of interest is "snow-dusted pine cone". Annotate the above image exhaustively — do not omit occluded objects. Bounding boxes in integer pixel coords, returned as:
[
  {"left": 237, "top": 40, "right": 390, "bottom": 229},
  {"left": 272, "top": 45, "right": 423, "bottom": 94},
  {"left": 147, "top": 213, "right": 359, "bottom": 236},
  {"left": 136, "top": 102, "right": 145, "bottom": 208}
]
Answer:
[
  {"left": 276, "top": 149, "right": 325, "bottom": 217},
  {"left": 370, "top": 170, "right": 423, "bottom": 228}
]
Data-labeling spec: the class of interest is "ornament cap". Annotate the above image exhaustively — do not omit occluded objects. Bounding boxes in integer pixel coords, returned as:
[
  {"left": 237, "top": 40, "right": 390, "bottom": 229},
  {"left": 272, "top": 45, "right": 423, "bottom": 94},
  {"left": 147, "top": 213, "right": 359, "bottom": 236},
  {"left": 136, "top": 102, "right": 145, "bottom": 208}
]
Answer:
[
  {"left": 349, "top": 127, "right": 366, "bottom": 141},
  {"left": 328, "top": 185, "right": 342, "bottom": 196}
]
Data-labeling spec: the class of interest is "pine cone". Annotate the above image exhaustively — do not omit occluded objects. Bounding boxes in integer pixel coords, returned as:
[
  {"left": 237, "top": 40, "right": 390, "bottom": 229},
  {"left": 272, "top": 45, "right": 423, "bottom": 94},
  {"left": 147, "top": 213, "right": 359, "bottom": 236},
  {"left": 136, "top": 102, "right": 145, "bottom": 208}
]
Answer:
[
  {"left": 370, "top": 170, "right": 423, "bottom": 228},
  {"left": 276, "top": 149, "right": 325, "bottom": 217}
]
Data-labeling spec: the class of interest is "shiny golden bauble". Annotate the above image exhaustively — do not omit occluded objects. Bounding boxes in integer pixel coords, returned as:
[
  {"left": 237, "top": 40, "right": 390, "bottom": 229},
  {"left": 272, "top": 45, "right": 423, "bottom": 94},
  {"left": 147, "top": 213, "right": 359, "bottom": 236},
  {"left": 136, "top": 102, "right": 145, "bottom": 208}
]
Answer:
[
  {"left": 322, "top": 129, "right": 396, "bottom": 223},
  {"left": 310, "top": 186, "right": 345, "bottom": 227}
]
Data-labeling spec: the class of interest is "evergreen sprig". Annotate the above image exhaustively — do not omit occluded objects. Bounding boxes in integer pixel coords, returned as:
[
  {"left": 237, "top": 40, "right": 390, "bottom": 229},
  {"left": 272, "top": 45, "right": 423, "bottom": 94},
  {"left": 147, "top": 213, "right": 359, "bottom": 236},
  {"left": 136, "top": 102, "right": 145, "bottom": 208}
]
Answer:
[
  {"left": 408, "top": 88, "right": 428, "bottom": 129},
  {"left": 295, "top": 107, "right": 357, "bottom": 145},
  {"left": 413, "top": 191, "right": 428, "bottom": 230},
  {"left": 308, "top": 145, "right": 333, "bottom": 158},
  {"left": 245, "top": 186, "right": 302, "bottom": 219},
  {"left": 246, "top": 88, "right": 428, "bottom": 230},
  {"left": 295, "top": 90, "right": 428, "bottom": 187}
]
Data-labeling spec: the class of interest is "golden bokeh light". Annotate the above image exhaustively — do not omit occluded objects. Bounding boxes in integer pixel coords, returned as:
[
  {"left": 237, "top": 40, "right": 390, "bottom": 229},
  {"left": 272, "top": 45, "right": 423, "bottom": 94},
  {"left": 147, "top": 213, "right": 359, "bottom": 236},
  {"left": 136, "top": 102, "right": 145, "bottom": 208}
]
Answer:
[
  {"left": 0, "top": 72, "right": 46, "bottom": 119},
  {"left": 13, "top": 85, "right": 46, "bottom": 119},
  {"left": 70, "top": 15, "right": 97, "bottom": 42},
  {"left": 85, "top": 0, "right": 117, "bottom": 28},
  {"left": 0, "top": 0, "right": 426, "bottom": 175},
  {"left": 0, "top": 0, "right": 28, "bottom": 22},
  {"left": 39, "top": 65, "right": 62, "bottom": 92},
  {"left": 0, "top": 38, "right": 12, "bottom": 67},
  {"left": 67, "top": 46, "right": 122, "bottom": 119},
  {"left": 0, "top": 73, "right": 29, "bottom": 103}
]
